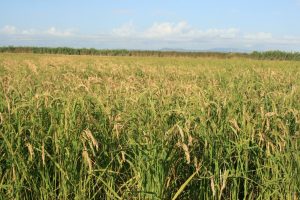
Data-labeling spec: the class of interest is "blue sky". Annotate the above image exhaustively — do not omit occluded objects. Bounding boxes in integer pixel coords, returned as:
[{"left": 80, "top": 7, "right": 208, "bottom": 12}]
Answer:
[{"left": 1, "top": 0, "right": 300, "bottom": 51}]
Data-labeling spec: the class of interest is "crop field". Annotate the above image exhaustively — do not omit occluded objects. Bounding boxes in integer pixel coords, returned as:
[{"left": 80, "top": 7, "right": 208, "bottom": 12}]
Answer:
[{"left": 0, "top": 53, "right": 299, "bottom": 199}]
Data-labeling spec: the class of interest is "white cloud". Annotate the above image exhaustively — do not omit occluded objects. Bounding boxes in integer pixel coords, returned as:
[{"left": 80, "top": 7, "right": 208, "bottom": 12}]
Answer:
[
  {"left": 116, "top": 21, "right": 240, "bottom": 41},
  {"left": 112, "top": 22, "right": 136, "bottom": 37},
  {"left": 45, "top": 27, "right": 74, "bottom": 37},
  {"left": 0, "top": 25, "right": 75, "bottom": 37},
  {"left": 244, "top": 32, "right": 272, "bottom": 40},
  {"left": 144, "top": 21, "right": 191, "bottom": 38},
  {"left": 111, "top": 22, "right": 298, "bottom": 50},
  {"left": 196, "top": 28, "right": 240, "bottom": 39},
  {"left": 1, "top": 23, "right": 300, "bottom": 51},
  {"left": 0, "top": 25, "right": 17, "bottom": 34},
  {"left": 21, "top": 29, "right": 37, "bottom": 35}
]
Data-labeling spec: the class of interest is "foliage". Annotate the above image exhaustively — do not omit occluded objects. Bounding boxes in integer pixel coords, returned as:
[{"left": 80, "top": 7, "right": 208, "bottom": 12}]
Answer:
[
  {"left": 251, "top": 51, "right": 300, "bottom": 61},
  {"left": 1, "top": 46, "right": 300, "bottom": 61},
  {"left": 0, "top": 46, "right": 248, "bottom": 58}
]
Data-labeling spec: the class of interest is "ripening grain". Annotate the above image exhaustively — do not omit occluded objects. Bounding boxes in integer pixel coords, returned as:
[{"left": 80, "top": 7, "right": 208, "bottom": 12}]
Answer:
[{"left": 0, "top": 53, "right": 299, "bottom": 199}]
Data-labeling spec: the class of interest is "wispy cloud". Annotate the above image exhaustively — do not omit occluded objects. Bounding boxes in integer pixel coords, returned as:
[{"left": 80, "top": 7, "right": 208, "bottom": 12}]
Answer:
[
  {"left": 112, "top": 22, "right": 136, "bottom": 37},
  {"left": 144, "top": 21, "right": 191, "bottom": 38},
  {"left": 110, "top": 22, "right": 300, "bottom": 50},
  {"left": 45, "top": 27, "right": 75, "bottom": 37},
  {"left": 0, "top": 25, "right": 17, "bottom": 34},
  {"left": 244, "top": 32, "right": 272, "bottom": 40},
  {"left": 21, "top": 29, "right": 38, "bottom": 35},
  {"left": 114, "top": 21, "right": 240, "bottom": 40},
  {"left": 0, "top": 25, "right": 75, "bottom": 37},
  {"left": 1, "top": 23, "right": 300, "bottom": 51}
]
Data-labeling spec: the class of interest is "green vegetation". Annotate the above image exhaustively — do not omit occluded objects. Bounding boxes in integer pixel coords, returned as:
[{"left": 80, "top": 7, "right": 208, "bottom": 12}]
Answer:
[
  {"left": 0, "top": 53, "right": 299, "bottom": 199},
  {"left": 1, "top": 46, "right": 300, "bottom": 61},
  {"left": 251, "top": 51, "right": 300, "bottom": 61},
  {"left": 0, "top": 46, "right": 248, "bottom": 58}
]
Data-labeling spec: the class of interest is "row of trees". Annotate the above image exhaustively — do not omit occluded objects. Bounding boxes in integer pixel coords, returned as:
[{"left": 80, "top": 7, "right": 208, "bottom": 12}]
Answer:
[
  {"left": 0, "top": 46, "right": 130, "bottom": 56},
  {"left": 0, "top": 46, "right": 247, "bottom": 58},
  {"left": 0, "top": 46, "right": 299, "bottom": 61},
  {"left": 250, "top": 51, "right": 300, "bottom": 61}
]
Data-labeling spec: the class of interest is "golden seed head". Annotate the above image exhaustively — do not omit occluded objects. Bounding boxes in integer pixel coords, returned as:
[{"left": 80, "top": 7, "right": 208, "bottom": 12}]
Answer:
[
  {"left": 188, "top": 135, "right": 193, "bottom": 146},
  {"left": 176, "top": 124, "right": 185, "bottom": 142},
  {"left": 121, "top": 151, "right": 126, "bottom": 163},
  {"left": 82, "top": 146, "right": 92, "bottom": 173},
  {"left": 25, "top": 143, "right": 34, "bottom": 161},
  {"left": 177, "top": 142, "right": 190, "bottom": 164},
  {"left": 229, "top": 119, "right": 240, "bottom": 132},
  {"left": 82, "top": 129, "right": 99, "bottom": 151},
  {"left": 265, "top": 112, "right": 276, "bottom": 117},
  {"left": 210, "top": 176, "right": 216, "bottom": 197},
  {"left": 42, "top": 142, "right": 45, "bottom": 166}
]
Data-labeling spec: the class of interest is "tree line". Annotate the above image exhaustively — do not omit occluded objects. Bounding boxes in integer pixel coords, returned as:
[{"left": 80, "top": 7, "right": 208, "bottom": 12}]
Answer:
[
  {"left": 0, "top": 46, "right": 299, "bottom": 61},
  {"left": 251, "top": 50, "right": 300, "bottom": 61}
]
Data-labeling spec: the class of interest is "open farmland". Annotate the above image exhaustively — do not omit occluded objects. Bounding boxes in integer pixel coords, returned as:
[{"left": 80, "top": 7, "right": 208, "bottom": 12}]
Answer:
[{"left": 0, "top": 53, "right": 299, "bottom": 199}]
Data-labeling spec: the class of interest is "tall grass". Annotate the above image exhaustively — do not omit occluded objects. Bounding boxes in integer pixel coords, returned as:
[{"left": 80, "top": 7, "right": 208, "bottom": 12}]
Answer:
[{"left": 0, "top": 53, "right": 299, "bottom": 199}]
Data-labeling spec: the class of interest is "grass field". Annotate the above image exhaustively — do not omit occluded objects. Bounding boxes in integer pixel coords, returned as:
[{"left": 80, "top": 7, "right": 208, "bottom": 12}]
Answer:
[{"left": 0, "top": 53, "right": 299, "bottom": 199}]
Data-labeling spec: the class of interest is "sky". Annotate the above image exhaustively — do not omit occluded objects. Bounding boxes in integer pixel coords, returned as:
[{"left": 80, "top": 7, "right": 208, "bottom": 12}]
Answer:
[{"left": 1, "top": 0, "right": 300, "bottom": 51}]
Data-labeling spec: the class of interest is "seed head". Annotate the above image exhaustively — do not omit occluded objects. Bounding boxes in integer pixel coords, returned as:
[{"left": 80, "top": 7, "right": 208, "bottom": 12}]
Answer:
[{"left": 26, "top": 143, "right": 34, "bottom": 161}]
